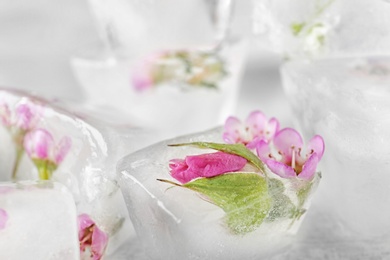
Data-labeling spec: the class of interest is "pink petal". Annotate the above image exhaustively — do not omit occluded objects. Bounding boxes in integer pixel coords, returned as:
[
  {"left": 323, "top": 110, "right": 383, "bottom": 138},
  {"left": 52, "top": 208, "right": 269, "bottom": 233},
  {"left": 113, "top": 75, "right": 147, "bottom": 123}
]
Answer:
[
  {"left": 91, "top": 225, "right": 109, "bottom": 260},
  {"left": 255, "top": 140, "right": 272, "bottom": 161},
  {"left": 170, "top": 152, "right": 247, "bottom": 184},
  {"left": 264, "top": 159, "right": 297, "bottom": 179},
  {"left": 222, "top": 116, "right": 242, "bottom": 144},
  {"left": 78, "top": 213, "right": 94, "bottom": 239},
  {"left": 24, "top": 129, "right": 54, "bottom": 160},
  {"left": 55, "top": 136, "right": 72, "bottom": 164},
  {"left": 0, "top": 102, "right": 11, "bottom": 127},
  {"left": 298, "top": 153, "right": 319, "bottom": 180},
  {"left": 246, "top": 110, "right": 267, "bottom": 136},
  {"left": 14, "top": 103, "right": 40, "bottom": 130},
  {"left": 273, "top": 128, "right": 303, "bottom": 162},
  {"left": 306, "top": 135, "right": 325, "bottom": 160},
  {"left": 131, "top": 72, "right": 154, "bottom": 92},
  {"left": 0, "top": 208, "right": 8, "bottom": 230},
  {"left": 267, "top": 117, "right": 280, "bottom": 139}
]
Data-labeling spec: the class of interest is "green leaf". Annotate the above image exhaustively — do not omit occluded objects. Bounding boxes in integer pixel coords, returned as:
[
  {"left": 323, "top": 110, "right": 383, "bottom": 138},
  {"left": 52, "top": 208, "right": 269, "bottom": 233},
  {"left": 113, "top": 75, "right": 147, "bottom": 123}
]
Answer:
[
  {"left": 169, "top": 142, "right": 266, "bottom": 174},
  {"left": 291, "top": 22, "right": 306, "bottom": 36},
  {"left": 182, "top": 172, "right": 271, "bottom": 235},
  {"left": 265, "top": 179, "right": 296, "bottom": 221}
]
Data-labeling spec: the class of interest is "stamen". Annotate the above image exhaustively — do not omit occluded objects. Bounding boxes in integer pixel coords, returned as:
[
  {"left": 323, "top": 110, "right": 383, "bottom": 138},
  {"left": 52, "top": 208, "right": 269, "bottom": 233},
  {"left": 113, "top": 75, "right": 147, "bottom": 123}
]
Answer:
[{"left": 291, "top": 148, "right": 296, "bottom": 169}]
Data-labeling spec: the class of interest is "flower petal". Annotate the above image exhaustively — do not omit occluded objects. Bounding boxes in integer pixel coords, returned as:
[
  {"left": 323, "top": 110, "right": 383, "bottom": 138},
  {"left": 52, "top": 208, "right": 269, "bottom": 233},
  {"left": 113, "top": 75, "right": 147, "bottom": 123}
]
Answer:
[
  {"left": 273, "top": 128, "right": 303, "bottom": 162},
  {"left": 246, "top": 110, "right": 267, "bottom": 135},
  {"left": 24, "top": 129, "right": 54, "bottom": 160},
  {"left": 222, "top": 116, "right": 242, "bottom": 144},
  {"left": 0, "top": 102, "right": 11, "bottom": 127},
  {"left": 78, "top": 213, "right": 94, "bottom": 240},
  {"left": 298, "top": 153, "right": 319, "bottom": 180},
  {"left": 0, "top": 208, "right": 8, "bottom": 230},
  {"left": 267, "top": 117, "right": 280, "bottom": 139},
  {"left": 55, "top": 136, "right": 72, "bottom": 164},
  {"left": 91, "top": 225, "right": 109, "bottom": 260},
  {"left": 306, "top": 135, "right": 325, "bottom": 160},
  {"left": 170, "top": 152, "right": 247, "bottom": 184},
  {"left": 264, "top": 159, "right": 297, "bottom": 179},
  {"left": 255, "top": 140, "right": 272, "bottom": 161}
]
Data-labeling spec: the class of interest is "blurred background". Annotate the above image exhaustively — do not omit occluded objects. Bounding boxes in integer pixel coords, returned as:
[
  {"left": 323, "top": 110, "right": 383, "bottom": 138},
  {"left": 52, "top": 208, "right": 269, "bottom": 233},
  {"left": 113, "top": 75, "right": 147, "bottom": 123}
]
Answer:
[{"left": 0, "top": 0, "right": 290, "bottom": 126}]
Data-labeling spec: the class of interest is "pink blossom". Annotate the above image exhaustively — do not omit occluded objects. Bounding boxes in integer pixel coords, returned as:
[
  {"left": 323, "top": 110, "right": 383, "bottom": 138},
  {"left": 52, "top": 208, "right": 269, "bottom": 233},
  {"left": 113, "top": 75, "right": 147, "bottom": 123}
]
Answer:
[
  {"left": 223, "top": 110, "right": 280, "bottom": 149},
  {"left": 0, "top": 102, "right": 11, "bottom": 127},
  {"left": 24, "top": 128, "right": 71, "bottom": 165},
  {"left": 0, "top": 101, "right": 41, "bottom": 131},
  {"left": 256, "top": 128, "right": 325, "bottom": 180},
  {"left": 24, "top": 128, "right": 71, "bottom": 180},
  {"left": 78, "top": 214, "right": 108, "bottom": 260},
  {"left": 0, "top": 208, "right": 8, "bottom": 230},
  {"left": 131, "top": 52, "right": 164, "bottom": 91},
  {"left": 169, "top": 152, "right": 247, "bottom": 184}
]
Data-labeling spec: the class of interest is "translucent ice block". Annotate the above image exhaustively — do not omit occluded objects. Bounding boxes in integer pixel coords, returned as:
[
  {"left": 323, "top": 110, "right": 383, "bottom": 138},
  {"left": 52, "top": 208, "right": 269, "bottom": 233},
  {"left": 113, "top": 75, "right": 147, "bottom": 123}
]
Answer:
[
  {"left": 0, "top": 181, "right": 79, "bottom": 259},
  {"left": 281, "top": 56, "right": 390, "bottom": 243},
  {"left": 117, "top": 127, "right": 320, "bottom": 260},
  {"left": 71, "top": 40, "right": 247, "bottom": 138},
  {"left": 253, "top": 0, "right": 390, "bottom": 59},
  {"left": 0, "top": 89, "right": 162, "bottom": 257}
]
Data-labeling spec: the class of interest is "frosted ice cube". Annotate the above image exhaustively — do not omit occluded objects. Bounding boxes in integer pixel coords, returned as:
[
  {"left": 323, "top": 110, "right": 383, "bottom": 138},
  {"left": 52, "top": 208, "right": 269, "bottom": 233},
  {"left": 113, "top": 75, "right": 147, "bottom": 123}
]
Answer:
[
  {"left": 253, "top": 0, "right": 390, "bottom": 59},
  {"left": 117, "top": 127, "right": 320, "bottom": 260},
  {"left": 0, "top": 181, "right": 79, "bottom": 259},
  {"left": 71, "top": 40, "right": 247, "bottom": 138},
  {"left": 0, "top": 89, "right": 162, "bottom": 257},
  {"left": 281, "top": 55, "right": 390, "bottom": 240}
]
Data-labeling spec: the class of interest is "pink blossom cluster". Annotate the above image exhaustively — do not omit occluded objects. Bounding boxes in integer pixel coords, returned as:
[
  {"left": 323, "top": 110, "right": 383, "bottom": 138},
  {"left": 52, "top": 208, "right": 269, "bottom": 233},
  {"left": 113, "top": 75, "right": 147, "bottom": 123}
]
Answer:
[
  {"left": 169, "top": 110, "right": 325, "bottom": 184},
  {"left": 0, "top": 100, "right": 71, "bottom": 180}
]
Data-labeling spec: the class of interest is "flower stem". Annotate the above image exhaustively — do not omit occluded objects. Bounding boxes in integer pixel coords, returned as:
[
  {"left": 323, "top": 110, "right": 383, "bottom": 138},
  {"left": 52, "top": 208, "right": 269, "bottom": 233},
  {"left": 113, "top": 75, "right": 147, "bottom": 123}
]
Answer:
[
  {"left": 11, "top": 147, "right": 24, "bottom": 181},
  {"left": 38, "top": 166, "right": 52, "bottom": 180}
]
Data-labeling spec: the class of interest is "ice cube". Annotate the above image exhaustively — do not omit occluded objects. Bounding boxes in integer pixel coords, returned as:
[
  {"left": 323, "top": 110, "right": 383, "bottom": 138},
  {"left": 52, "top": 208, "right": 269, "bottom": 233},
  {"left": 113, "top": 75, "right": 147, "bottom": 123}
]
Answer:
[
  {"left": 281, "top": 56, "right": 390, "bottom": 241},
  {"left": 253, "top": 0, "right": 390, "bottom": 59},
  {"left": 0, "top": 181, "right": 79, "bottom": 259},
  {"left": 0, "top": 89, "right": 162, "bottom": 256},
  {"left": 117, "top": 127, "right": 320, "bottom": 260},
  {"left": 71, "top": 40, "right": 247, "bottom": 138}
]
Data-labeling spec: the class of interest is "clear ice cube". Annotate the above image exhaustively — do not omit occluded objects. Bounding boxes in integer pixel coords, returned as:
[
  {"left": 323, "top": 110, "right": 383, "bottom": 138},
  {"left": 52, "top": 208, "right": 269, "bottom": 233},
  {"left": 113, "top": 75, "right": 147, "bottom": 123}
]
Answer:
[
  {"left": 0, "top": 181, "right": 79, "bottom": 259},
  {"left": 253, "top": 0, "right": 390, "bottom": 59},
  {"left": 117, "top": 127, "right": 320, "bottom": 260},
  {"left": 281, "top": 56, "right": 390, "bottom": 242},
  {"left": 0, "top": 89, "right": 162, "bottom": 257}
]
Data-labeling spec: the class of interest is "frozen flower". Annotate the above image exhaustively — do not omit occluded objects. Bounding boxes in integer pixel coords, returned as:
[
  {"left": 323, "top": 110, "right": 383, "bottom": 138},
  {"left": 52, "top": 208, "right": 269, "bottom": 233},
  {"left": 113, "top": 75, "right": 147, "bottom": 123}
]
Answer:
[
  {"left": 24, "top": 128, "right": 71, "bottom": 180},
  {"left": 0, "top": 101, "right": 42, "bottom": 179},
  {"left": 169, "top": 151, "right": 247, "bottom": 184},
  {"left": 0, "top": 101, "right": 41, "bottom": 131},
  {"left": 256, "top": 128, "right": 325, "bottom": 180},
  {"left": 78, "top": 214, "right": 108, "bottom": 260},
  {"left": 0, "top": 208, "right": 8, "bottom": 230},
  {"left": 223, "top": 110, "right": 280, "bottom": 149},
  {"left": 131, "top": 50, "right": 226, "bottom": 91}
]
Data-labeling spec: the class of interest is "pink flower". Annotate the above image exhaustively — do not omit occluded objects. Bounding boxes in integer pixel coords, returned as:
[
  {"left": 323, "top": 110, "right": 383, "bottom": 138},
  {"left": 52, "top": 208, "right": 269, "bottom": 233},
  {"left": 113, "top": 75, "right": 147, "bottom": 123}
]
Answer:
[
  {"left": 0, "top": 102, "right": 11, "bottom": 127},
  {"left": 78, "top": 214, "right": 108, "bottom": 260},
  {"left": 24, "top": 128, "right": 71, "bottom": 164},
  {"left": 131, "top": 52, "right": 164, "bottom": 92},
  {"left": 0, "top": 208, "right": 8, "bottom": 230},
  {"left": 169, "top": 152, "right": 247, "bottom": 184},
  {"left": 24, "top": 128, "right": 72, "bottom": 180},
  {"left": 256, "top": 128, "right": 325, "bottom": 180},
  {"left": 223, "top": 111, "right": 280, "bottom": 149},
  {"left": 0, "top": 101, "right": 41, "bottom": 131}
]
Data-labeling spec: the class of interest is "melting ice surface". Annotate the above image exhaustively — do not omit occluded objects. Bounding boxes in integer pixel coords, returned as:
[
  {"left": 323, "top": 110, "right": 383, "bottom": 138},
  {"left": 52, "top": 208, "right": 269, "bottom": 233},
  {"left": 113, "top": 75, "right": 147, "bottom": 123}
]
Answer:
[
  {"left": 281, "top": 56, "right": 390, "bottom": 244},
  {"left": 117, "top": 127, "right": 320, "bottom": 260},
  {"left": 0, "top": 181, "right": 79, "bottom": 259}
]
